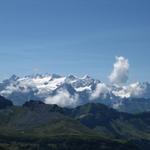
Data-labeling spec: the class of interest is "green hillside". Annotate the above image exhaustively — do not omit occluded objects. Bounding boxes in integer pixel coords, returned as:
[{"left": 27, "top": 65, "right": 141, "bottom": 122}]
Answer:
[{"left": 0, "top": 98, "right": 149, "bottom": 149}]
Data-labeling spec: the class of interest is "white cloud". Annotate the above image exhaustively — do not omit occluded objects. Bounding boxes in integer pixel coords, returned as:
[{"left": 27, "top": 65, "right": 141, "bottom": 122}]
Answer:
[
  {"left": 112, "top": 82, "right": 146, "bottom": 98},
  {"left": 109, "top": 56, "right": 129, "bottom": 84},
  {"left": 0, "top": 83, "right": 31, "bottom": 96},
  {"left": 44, "top": 89, "right": 79, "bottom": 108},
  {"left": 90, "top": 83, "right": 109, "bottom": 100}
]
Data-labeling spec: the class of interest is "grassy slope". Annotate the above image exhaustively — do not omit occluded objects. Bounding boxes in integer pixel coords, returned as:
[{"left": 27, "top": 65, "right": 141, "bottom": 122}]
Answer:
[
  {"left": 0, "top": 102, "right": 149, "bottom": 149},
  {"left": 70, "top": 103, "right": 150, "bottom": 140}
]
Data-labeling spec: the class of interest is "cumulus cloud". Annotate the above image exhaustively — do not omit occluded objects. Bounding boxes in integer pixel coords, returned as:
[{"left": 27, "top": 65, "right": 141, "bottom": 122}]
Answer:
[
  {"left": 109, "top": 56, "right": 129, "bottom": 84},
  {"left": 90, "top": 83, "right": 109, "bottom": 100},
  {"left": 44, "top": 89, "right": 79, "bottom": 108}
]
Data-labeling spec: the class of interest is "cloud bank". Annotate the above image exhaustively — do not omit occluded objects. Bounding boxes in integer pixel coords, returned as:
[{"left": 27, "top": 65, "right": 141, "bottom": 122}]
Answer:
[
  {"left": 109, "top": 56, "right": 129, "bottom": 84},
  {"left": 44, "top": 89, "right": 79, "bottom": 108}
]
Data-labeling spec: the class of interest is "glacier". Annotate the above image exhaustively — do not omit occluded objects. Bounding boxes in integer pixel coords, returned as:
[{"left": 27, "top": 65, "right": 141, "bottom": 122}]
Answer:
[{"left": 0, "top": 74, "right": 150, "bottom": 109}]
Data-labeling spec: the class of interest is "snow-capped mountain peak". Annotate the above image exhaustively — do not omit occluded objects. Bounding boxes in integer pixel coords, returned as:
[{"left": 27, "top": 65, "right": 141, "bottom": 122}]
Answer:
[{"left": 0, "top": 74, "right": 150, "bottom": 108}]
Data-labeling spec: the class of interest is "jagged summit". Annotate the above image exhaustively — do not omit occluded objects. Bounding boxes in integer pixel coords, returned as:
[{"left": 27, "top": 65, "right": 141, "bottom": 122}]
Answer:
[{"left": 0, "top": 73, "right": 150, "bottom": 113}]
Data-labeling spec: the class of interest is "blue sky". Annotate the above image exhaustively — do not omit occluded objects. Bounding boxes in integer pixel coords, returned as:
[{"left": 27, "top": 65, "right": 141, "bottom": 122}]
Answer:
[{"left": 0, "top": 0, "right": 150, "bottom": 82}]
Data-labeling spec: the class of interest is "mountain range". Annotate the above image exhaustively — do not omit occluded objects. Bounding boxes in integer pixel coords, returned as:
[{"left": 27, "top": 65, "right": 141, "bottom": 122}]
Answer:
[{"left": 0, "top": 74, "right": 150, "bottom": 113}]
